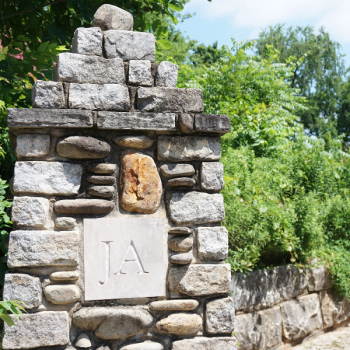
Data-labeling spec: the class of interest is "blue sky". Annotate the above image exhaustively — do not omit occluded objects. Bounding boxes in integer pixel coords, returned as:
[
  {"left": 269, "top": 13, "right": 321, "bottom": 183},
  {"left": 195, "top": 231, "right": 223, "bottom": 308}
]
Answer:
[{"left": 177, "top": 0, "right": 350, "bottom": 66}]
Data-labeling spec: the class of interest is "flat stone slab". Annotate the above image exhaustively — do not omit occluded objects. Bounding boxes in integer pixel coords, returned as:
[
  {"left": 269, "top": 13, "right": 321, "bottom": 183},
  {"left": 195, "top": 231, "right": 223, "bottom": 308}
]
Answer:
[
  {"left": 120, "top": 341, "right": 164, "bottom": 350},
  {"left": 169, "top": 236, "right": 193, "bottom": 252},
  {"left": 113, "top": 135, "right": 154, "bottom": 149},
  {"left": 13, "top": 161, "right": 83, "bottom": 195},
  {"left": 195, "top": 114, "right": 231, "bottom": 134},
  {"left": 201, "top": 162, "right": 224, "bottom": 191},
  {"left": 206, "top": 297, "right": 235, "bottom": 335},
  {"left": 2, "top": 311, "right": 70, "bottom": 349},
  {"left": 55, "top": 217, "right": 77, "bottom": 229},
  {"left": 32, "top": 81, "right": 66, "bottom": 109},
  {"left": 50, "top": 271, "right": 79, "bottom": 282},
  {"left": 55, "top": 199, "right": 114, "bottom": 215},
  {"left": 172, "top": 337, "right": 237, "bottom": 350},
  {"left": 87, "top": 175, "right": 115, "bottom": 185},
  {"left": 8, "top": 231, "right": 79, "bottom": 268},
  {"left": 160, "top": 163, "right": 195, "bottom": 178},
  {"left": 169, "top": 252, "right": 193, "bottom": 265},
  {"left": 149, "top": 300, "right": 199, "bottom": 311},
  {"left": 197, "top": 226, "right": 228, "bottom": 261},
  {"left": 71, "top": 27, "right": 103, "bottom": 56},
  {"left": 16, "top": 134, "right": 50, "bottom": 158},
  {"left": 169, "top": 227, "right": 192, "bottom": 235},
  {"left": 44, "top": 284, "right": 80, "bottom": 304},
  {"left": 97, "top": 112, "right": 176, "bottom": 131},
  {"left": 93, "top": 4, "right": 134, "bottom": 31},
  {"left": 156, "top": 61, "right": 178, "bottom": 87},
  {"left": 155, "top": 313, "right": 202, "bottom": 336},
  {"left": 167, "top": 177, "right": 196, "bottom": 187},
  {"left": 158, "top": 136, "right": 221, "bottom": 162},
  {"left": 129, "top": 60, "right": 153, "bottom": 86},
  {"left": 7, "top": 108, "right": 93, "bottom": 128},
  {"left": 87, "top": 163, "right": 117, "bottom": 174},
  {"left": 88, "top": 185, "right": 114, "bottom": 198}
]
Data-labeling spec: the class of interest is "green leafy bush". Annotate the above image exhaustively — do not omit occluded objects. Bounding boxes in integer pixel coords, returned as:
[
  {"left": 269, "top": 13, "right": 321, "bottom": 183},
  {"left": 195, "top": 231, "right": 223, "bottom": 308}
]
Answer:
[{"left": 0, "top": 301, "right": 26, "bottom": 326}]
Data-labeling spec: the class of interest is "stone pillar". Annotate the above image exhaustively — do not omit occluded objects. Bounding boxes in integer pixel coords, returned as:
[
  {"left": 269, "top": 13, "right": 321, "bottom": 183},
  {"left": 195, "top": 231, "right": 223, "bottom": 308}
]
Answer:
[{"left": 3, "top": 4, "right": 235, "bottom": 350}]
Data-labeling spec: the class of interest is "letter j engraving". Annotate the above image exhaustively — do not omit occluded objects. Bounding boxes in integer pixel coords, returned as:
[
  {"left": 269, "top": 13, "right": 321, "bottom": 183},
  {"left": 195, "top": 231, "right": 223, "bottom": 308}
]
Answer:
[{"left": 99, "top": 241, "right": 113, "bottom": 285}]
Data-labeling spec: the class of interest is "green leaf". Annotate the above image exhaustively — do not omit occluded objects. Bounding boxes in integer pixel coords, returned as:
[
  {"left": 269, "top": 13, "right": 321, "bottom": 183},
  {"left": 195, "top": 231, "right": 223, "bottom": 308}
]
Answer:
[
  {"left": 156, "top": 39, "right": 171, "bottom": 50},
  {"left": 169, "top": 2, "right": 184, "bottom": 11},
  {"left": 0, "top": 314, "right": 15, "bottom": 326}
]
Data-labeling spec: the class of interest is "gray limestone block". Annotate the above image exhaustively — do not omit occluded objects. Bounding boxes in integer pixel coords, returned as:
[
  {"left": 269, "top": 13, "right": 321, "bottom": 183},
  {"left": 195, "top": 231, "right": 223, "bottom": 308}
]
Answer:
[
  {"left": 156, "top": 61, "right": 178, "bottom": 87},
  {"left": 97, "top": 112, "right": 176, "bottom": 131},
  {"left": 167, "top": 191, "right": 225, "bottom": 225},
  {"left": 7, "top": 230, "right": 79, "bottom": 268},
  {"left": 308, "top": 265, "right": 332, "bottom": 292},
  {"left": 93, "top": 4, "right": 134, "bottom": 31},
  {"left": 129, "top": 60, "right": 153, "bottom": 86},
  {"left": 13, "top": 161, "right": 83, "bottom": 195},
  {"left": 71, "top": 27, "right": 103, "bottom": 56},
  {"left": 201, "top": 162, "right": 224, "bottom": 191},
  {"left": 195, "top": 114, "right": 231, "bottom": 134},
  {"left": 54, "top": 199, "right": 115, "bottom": 215},
  {"left": 155, "top": 313, "right": 202, "bottom": 336},
  {"left": 158, "top": 136, "right": 221, "bottom": 162},
  {"left": 197, "top": 226, "right": 228, "bottom": 261},
  {"left": 169, "top": 252, "right": 193, "bottom": 265},
  {"left": 87, "top": 185, "right": 114, "bottom": 198},
  {"left": 44, "top": 284, "right": 80, "bottom": 304},
  {"left": 16, "top": 134, "right": 50, "bottom": 158},
  {"left": 172, "top": 337, "right": 237, "bottom": 350},
  {"left": 160, "top": 163, "right": 195, "bottom": 178},
  {"left": 104, "top": 30, "right": 155, "bottom": 61},
  {"left": 166, "top": 177, "right": 196, "bottom": 187},
  {"left": 113, "top": 135, "right": 154, "bottom": 149},
  {"left": 50, "top": 271, "right": 79, "bottom": 282},
  {"left": 69, "top": 83, "right": 130, "bottom": 111},
  {"left": 87, "top": 163, "right": 117, "bottom": 174},
  {"left": 12, "top": 196, "right": 50, "bottom": 228},
  {"left": 54, "top": 53, "right": 125, "bottom": 84},
  {"left": 32, "top": 81, "right": 66, "bottom": 109},
  {"left": 3, "top": 273, "right": 42, "bottom": 309},
  {"left": 206, "top": 297, "right": 235, "bottom": 335},
  {"left": 137, "top": 87, "right": 203, "bottom": 113},
  {"left": 7, "top": 108, "right": 93, "bottom": 128},
  {"left": 55, "top": 217, "right": 77, "bottom": 229},
  {"left": 2, "top": 311, "right": 70, "bottom": 349}
]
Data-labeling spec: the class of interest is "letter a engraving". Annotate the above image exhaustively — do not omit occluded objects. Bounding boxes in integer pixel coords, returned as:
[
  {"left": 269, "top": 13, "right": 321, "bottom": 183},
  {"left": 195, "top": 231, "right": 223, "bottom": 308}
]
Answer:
[
  {"left": 99, "top": 241, "right": 113, "bottom": 285},
  {"left": 116, "top": 240, "right": 149, "bottom": 275}
]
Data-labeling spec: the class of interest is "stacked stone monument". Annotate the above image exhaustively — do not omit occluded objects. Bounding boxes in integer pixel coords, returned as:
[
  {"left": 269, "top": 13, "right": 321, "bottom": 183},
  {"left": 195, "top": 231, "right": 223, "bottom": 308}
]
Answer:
[{"left": 3, "top": 4, "right": 235, "bottom": 350}]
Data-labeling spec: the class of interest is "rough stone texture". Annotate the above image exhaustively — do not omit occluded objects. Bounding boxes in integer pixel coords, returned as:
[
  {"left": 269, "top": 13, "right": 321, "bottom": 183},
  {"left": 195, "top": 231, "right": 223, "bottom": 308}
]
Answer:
[
  {"left": 138, "top": 87, "right": 203, "bottom": 113},
  {"left": 320, "top": 290, "right": 350, "bottom": 329},
  {"left": 92, "top": 4, "right": 133, "bottom": 31},
  {"left": 113, "top": 135, "right": 154, "bottom": 149},
  {"left": 104, "top": 30, "right": 155, "bottom": 61},
  {"left": 87, "top": 175, "right": 115, "bottom": 185},
  {"left": 54, "top": 199, "right": 115, "bottom": 215},
  {"left": 280, "top": 294, "right": 323, "bottom": 341},
  {"left": 172, "top": 337, "right": 237, "bottom": 350},
  {"left": 233, "top": 265, "right": 308, "bottom": 312},
  {"left": 160, "top": 163, "right": 195, "bottom": 178},
  {"left": 8, "top": 230, "right": 79, "bottom": 268},
  {"left": 97, "top": 112, "right": 176, "bottom": 131},
  {"left": 197, "top": 226, "right": 228, "bottom": 261},
  {"left": 168, "top": 264, "right": 231, "bottom": 296},
  {"left": 2, "top": 311, "right": 70, "bottom": 350},
  {"left": 57, "top": 136, "right": 111, "bottom": 159},
  {"left": 179, "top": 113, "right": 194, "bottom": 133},
  {"left": 32, "top": 81, "right": 66, "bottom": 109},
  {"left": 169, "top": 236, "right": 193, "bottom": 252},
  {"left": 120, "top": 341, "right": 164, "bottom": 350},
  {"left": 71, "top": 27, "right": 103, "bottom": 56},
  {"left": 149, "top": 300, "right": 199, "bottom": 311},
  {"left": 54, "top": 53, "right": 125, "bottom": 84},
  {"left": 155, "top": 313, "right": 202, "bottom": 335},
  {"left": 44, "top": 284, "right": 80, "bottom": 304},
  {"left": 69, "top": 83, "right": 130, "bottom": 111},
  {"left": 195, "top": 114, "right": 230, "bottom": 134},
  {"left": 156, "top": 61, "right": 178, "bottom": 87},
  {"left": 12, "top": 196, "right": 50, "bottom": 228},
  {"left": 308, "top": 265, "right": 332, "bottom": 292},
  {"left": 206, "top": 297, "right": 235, "bottom": 335},
  {"left": 201, "top": 162, "right": 224, "bottom": 191},
  {"left": 3, "top": 274, "right": 42, "bottom": 309},
  {"left": 8, "top": 108, "right": 93, "bottom": 128},
  {"left": 13, "top": 161, "right": 83, "bottom": 195},
  {"left": 129, "top": 60, "right": 153, "bottom": 86},
  {"left": 235, "top": 307, "right": 282, "bottom": 350},
  {"left": 167, "top": 191, "right": 225, "bottom": 225},
  {"left": 73, "top": 307, "right": 153, "bottom": 340},
  {"left": 158, "top": 136, "right": 221, "bottom": 162},
  {"left": 75, "top": 333, "right": 92, "bottom": 348},
  {"left": 87, "top": 163, "right": 116, "bottom": 174},
  {"left": 16, "top": 134, "right": 50, "bottom": 158},
  {"left": 120, "top": 152, "right": 162, "bottom": 214},
  {"left": 88, "top": 185, "right": 114, "bottom": 198},
  {"left": 55, "top": 217, "right": 77, "bottom": 229},
  {"left": 167, "top": 177, "right": 196, "bottom": 187},
  {"left": 169, "top": 227, "right": 192, "bottom": 235},
  {"left": 50, "top": 271, "right": 79, "bottom": 281},
  {"left": 169, "top": 252, "right": 193, "bottom": 265}
]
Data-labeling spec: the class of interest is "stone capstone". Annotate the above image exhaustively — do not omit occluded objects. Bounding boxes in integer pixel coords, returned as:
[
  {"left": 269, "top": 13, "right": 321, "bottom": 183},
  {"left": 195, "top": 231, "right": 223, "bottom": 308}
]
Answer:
[
  {"left": 44, "top": 284, "right": 80, "bottom": 304},
  {"left": 205, "top": 297, "right": 235, "bottom": 335},
  {"left": 54, "top": 53, "right": 125, "bottom": 84},
  {"left": 87, "top": 175, "right": 115, "bottom": 185},
  {"left": 88, "top": 185, "right": 114, "bottom": 198},
  {"left": 3, "top": 273, "right": 42, "bottom": 309},
  {"left": 179, "top": 113, "right": 194, "bottom": 133},
  {"left": 71, "top": 27, "right": 103, "bottom": 56},
  {"left": 16, "top": 134, "right": 50, "bottom": 158},
  {"left": 169, "top": 264, "right": 231, "bottom": 296},
  {"left": 120, "top": 341, "right": 164, "bottom": 350},
  {"left": 129, "top": 60, "right": 153, "bottom": 86},
  {"left": 75, "top": 333, "right": 92, "bottom": 348},
  {"left": 172, "top": 337, "right": 237, "bottom": 350},
  {"left": 158, "top": 136, "right": 221, "bottom": 162},
  {"left": 87, "top": 163, "right": 117, "bottom": 174},
  {"left": 50, "top": 271, "right": 79, "bottom": 282},
  {"left": 69, "top": 83, "right": 130, "bottom": 111},
  {"left": 120, "top": 152, "right": 162, "bottom": 214},
  {"left": 113, "top": 135, "right": 154, "bottom": 149},
  {"left": 156, "top": 61, "right": 178, "bottom": 87},
  {"left": 169, "top": 236, "right": 193, "bottom": 252},
  {"left": 73, "top": 307, "right": 153, "bottom": 340},
  {"left": 92, "top": 4, "right": 134, "bottom": 31},
  {"left": 2, "top": 311, "right": 70, "bottom": 350},
  {"left": 137, "top": 87, "right": 203, "bottom": 113},
  {"left": 12, "top": 196, "right": 50, "bottom": 228},
  {"left": 170, "top": 252, "right": 193, "bottom": 265},
  {"left": 167, "top": 177, "right": 196, "bottom": 187},
  {"left": 8, "top": 231, "right": 79, "bottom": 268},
  {"left": 308, "top": 265, "right": 331, "bottom": 292},
  {"left": 169, "top": 227, "right": 192, "bottom": 235},
  {"left": 104, "top": 30, "right": 155, "bottom": 61},
  {"left": 197, "top": 226, "right": 228, "bottom": 261},
  {"left": 195, "top": 114, "right": 230, "bottom": 134},
  {"left": 13, "top": 161, "right": 83, "bottom": 195},
  {"left": 167, "top": 191, "right": 225, "bottom": 225},
  {"left": 54, "top": 199, "right": 115, "bottom": 215},
  {"left": 155, "top": 313, "right": 202, "bottom": 335},
  {"left": 32, "top": 81, "right": 66, "bottom": 109},
  {"left": 149, "top": 300, "right": 199, "bottom": 311},
  {"left": 55, "top": 217, "right": 77, "bottom": 229},
  {"left": 57, "top": 136, "right": 111, "bottom": 159},
  {"left": 160, "top": 163, "right": 195, "bottom": 178},
  {"left": 201, "top": 162, "right": 224, "bottom": 191}
]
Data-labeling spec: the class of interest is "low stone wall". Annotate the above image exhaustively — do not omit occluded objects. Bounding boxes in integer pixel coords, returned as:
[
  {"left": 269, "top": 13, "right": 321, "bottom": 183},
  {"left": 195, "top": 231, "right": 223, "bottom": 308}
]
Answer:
[{"left": 232, "top": 265, "right": 350, "bottom": 349}]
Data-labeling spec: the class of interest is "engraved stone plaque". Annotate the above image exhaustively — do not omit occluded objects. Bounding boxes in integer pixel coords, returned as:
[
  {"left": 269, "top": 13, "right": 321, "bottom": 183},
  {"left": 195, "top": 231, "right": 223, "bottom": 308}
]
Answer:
[{"left": 84, "top": 218, "right": 166, "bottom": 300}]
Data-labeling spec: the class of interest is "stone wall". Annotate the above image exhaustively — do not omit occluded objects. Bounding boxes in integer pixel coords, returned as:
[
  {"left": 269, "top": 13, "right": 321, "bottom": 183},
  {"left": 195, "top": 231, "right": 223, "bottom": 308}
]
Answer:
[
  {"left": 233, "top": 265, "right": 350, "bottom": 350},
  {"left": 2, "top": 4, "right": 235, "bottom": 350}
]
